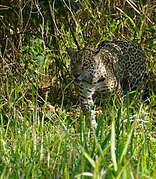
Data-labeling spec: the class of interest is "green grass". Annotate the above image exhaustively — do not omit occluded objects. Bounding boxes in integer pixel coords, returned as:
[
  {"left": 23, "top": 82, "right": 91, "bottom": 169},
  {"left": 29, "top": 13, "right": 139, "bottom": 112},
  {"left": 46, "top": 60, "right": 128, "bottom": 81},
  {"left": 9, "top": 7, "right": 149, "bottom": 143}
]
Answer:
[
  {"left": 0, "top": 0, "right": 156, "bottom": 178},
  {"left": 0, "top": 82, "right": 156, "bottom": 178}
]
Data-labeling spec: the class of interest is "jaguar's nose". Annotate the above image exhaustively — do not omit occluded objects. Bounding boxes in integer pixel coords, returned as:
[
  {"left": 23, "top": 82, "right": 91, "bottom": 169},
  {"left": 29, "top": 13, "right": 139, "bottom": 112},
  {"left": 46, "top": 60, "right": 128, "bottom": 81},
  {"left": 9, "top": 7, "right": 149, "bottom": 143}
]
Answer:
[
  {"left": 73, "top": 74, "right": 80, "bottom": 79},
  {"left": 72, "top": 74, "right": 82, "bottom": 84}
]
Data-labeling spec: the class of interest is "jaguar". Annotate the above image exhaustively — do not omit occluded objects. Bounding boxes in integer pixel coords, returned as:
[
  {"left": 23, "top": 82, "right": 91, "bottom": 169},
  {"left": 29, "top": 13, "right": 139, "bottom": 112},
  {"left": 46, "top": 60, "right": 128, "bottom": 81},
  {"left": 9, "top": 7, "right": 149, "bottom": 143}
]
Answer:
[{"left": 67, "top": 40, "right": 148, "bottom": 126}]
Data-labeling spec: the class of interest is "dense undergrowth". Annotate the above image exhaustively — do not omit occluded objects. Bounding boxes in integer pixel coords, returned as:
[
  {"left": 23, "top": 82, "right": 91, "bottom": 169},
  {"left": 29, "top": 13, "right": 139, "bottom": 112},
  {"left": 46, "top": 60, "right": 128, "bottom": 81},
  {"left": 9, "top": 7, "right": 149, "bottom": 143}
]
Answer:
[{"left": 0, "top": 0, "right": 156, "bottom": 178}]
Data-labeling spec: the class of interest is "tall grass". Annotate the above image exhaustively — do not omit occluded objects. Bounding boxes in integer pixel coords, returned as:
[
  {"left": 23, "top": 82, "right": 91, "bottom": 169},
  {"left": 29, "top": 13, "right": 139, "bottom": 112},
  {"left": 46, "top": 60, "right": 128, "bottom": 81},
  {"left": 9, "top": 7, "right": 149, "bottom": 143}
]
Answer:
[{"left": 1, "top": 90, "right": 155, "bottom": 178}]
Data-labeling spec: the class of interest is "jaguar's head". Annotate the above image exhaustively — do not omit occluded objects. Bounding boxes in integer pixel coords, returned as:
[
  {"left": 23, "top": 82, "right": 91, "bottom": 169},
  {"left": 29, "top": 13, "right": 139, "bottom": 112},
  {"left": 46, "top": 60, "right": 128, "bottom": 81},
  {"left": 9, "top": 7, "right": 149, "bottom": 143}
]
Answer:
[{"left": 67, "top": 48, "right": 97, "bottom": 84}]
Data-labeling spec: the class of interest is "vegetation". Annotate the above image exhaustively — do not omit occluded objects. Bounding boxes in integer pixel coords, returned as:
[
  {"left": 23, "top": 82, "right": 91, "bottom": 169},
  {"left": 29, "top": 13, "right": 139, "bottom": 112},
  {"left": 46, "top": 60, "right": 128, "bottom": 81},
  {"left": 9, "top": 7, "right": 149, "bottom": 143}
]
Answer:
[{"left": 0, "top": 0, "right": 156, "bottom": 178}]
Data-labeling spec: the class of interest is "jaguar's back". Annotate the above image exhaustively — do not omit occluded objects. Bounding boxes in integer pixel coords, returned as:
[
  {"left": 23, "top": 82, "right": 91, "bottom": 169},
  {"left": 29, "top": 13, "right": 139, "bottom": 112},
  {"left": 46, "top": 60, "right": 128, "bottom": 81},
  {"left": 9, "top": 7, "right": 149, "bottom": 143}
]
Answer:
[{"left": 97, "top": 40, "right": 146, "bottom": 92}]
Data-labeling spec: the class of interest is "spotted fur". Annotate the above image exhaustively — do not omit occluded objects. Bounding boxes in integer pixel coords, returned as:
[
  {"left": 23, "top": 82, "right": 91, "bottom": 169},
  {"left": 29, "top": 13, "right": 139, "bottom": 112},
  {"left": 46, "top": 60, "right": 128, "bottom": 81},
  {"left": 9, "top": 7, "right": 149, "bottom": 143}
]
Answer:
[{"left": 67, "top": 40, "right": 147, "bottom": 126}]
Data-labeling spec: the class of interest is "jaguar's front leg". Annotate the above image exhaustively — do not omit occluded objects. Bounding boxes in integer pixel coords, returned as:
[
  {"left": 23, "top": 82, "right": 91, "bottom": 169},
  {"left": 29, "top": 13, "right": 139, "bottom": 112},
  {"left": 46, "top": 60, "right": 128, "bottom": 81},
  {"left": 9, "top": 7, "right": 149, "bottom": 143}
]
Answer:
[{"left": 79, "top": 85, "right": 97, "bottom": 128}]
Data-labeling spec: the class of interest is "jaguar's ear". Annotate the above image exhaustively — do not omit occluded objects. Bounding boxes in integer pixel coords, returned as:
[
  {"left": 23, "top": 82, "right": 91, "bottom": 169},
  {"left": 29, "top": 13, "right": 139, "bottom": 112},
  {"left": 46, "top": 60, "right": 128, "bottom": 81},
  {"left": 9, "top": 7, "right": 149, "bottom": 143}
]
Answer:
[{"left": 66, "top": 48, "right": 77, "bottom": 58}]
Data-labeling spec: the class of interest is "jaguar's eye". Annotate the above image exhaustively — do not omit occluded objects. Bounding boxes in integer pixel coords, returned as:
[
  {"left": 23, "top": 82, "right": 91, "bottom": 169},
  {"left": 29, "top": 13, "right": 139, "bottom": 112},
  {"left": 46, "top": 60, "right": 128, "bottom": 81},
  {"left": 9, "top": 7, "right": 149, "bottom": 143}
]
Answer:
[{"left": 83, "top": 61, "right": 88, "bottom": 67}]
